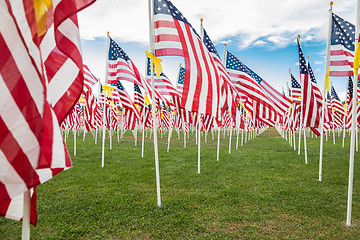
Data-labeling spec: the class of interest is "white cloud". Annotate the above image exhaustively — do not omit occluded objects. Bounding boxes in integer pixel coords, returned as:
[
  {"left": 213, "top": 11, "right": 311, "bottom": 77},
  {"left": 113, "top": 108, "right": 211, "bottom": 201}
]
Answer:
[
  {"left": 314, "top": 61, "right": 323, "bottom": 65},
  {"left": 294, "top": 62, "right": 299, "bottom": 66},
  {"left": 78, "top": 0, "right": 356, "bottom": 49}
]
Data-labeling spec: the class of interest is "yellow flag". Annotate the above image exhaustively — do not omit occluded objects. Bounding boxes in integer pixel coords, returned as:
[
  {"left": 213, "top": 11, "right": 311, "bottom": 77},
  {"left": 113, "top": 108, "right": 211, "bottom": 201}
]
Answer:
[
  {"left": 325, "top": 68, "right": 330, "bottom": 92},
  {"left": 146, "top": 51, "right": 163, "bottom": 79},
  {"left": 102, "top": 85, "right": 114, "bottom": 97},
  {"left": 33, "top": 0, "right": 53, "bottom": 37},
  {"left": 144, "top": 94, "right": 151, "bottom": 105},
  {"left": 354, "top": 42, "right": 360, "bottom": 76}
]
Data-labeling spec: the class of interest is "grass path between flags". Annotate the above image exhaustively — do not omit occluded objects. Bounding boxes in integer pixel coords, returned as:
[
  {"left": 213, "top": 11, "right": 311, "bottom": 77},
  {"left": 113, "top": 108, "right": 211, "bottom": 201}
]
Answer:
[{"left": 1, "top": 127, "right": 360, "bottom": 239}]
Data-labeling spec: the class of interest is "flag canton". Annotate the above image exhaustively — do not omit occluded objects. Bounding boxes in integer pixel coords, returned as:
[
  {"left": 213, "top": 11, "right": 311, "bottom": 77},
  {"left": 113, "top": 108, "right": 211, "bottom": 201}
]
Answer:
[
  {"left": 203, "top": 29, "right": 220, "bottom": 59},
  {"left": 109, "top": 37, "right": 130, "bottom": 61},
  {"left": 297, "top": 39, "right": 308, "bottom": 74},
  {"left": 331, "top": 13, "right": 355, "bottom": 51},
  {"left": 226, "top": 51, "right": 254, "bottom": 77},
  {"left": 154, "top": 0, "right": 200, "bottom": 39},
  {"left": 134, "top": 83, "right": 142, "bottom": 94},
  {"left": 308, "top": 63, "right": 317, "bottom": 84},
  {"left": 348, "top": 77, "right": 353, "bottom": 98},
  {"left": 331, "top": 86, "right": 341, "bottom": 101},
  {"left": 178, "top": 66, "right": 185, "bottom": 85},
  {"left": 114, "top": 81, "right": 125, "bottom": 91},
  {"left": 291, "top": 74, "right": 301, "bottom": 89}
]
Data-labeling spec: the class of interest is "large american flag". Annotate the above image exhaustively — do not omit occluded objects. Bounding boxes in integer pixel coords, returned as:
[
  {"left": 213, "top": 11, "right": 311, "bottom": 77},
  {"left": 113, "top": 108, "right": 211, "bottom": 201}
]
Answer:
[
  {"left": 291, "top": 74, "right": 302, "bottom": 104},
  {"left": 145, "top": 57, "right": 180, "bottom": 97},
  {"left": 329, "top": 13, "right": 356, "bottom": 77},
  {"left": 0, "top": 0, "right": 95, "bottom": 224},
  {"left": 297, "top": 38, "right": 320, "bottom": 130},
  {"left": 154, "top": 0, "right": 222, "bottom": 120}
]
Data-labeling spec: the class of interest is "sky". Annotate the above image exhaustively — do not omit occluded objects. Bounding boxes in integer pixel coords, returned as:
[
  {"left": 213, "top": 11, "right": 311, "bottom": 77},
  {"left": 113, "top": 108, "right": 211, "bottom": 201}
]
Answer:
[{"left": 78, "top": 0, "right": 357, "bottom": 101}]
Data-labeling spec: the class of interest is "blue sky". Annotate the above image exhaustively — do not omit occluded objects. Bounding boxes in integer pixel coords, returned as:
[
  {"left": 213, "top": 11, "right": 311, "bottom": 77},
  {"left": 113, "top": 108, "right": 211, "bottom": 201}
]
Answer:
[{"left": 78, "top": 0, "right": 356, "bottom": 101}]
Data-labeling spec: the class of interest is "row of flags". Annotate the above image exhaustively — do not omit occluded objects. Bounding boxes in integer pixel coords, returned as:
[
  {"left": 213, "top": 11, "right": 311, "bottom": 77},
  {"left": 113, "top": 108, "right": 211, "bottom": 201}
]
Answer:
[{"left": 2, "top": 0, "right": 360, "bottom": 231}]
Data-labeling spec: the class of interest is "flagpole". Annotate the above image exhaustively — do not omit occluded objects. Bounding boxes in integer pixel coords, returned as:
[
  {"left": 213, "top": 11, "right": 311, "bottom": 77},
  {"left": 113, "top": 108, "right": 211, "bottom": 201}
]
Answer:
[
  {"left": 319, "top": 2, "right": 333, "bottom": 182},
  {"left": 141, "top": 97, "right": 146, "bottom": 158},
  {"left": 217, "top": 42, "right": 228, "bottom": 160},
  {"left": 22, "top": 190, "right": 30, "bottom": 240},
  {"left": 148, "top": 0, "right": 161, "bottom": 206},
  {"left": 347, "top": 0, "right": 360, "bottom": 226},
  {"left": 101, "top": 32, "right": 110, "bottom": 168},
  {"left": 73, "top": 130, "right": 76, "bottom": 155}
]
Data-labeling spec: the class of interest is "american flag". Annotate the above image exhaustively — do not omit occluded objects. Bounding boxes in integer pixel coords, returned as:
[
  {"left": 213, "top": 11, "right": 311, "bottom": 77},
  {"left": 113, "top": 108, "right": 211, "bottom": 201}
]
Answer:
[
  {"left": 177, "top": 65, "right": 185, "bottom": 94},
  {"left": 297, "top": 37, "right": 321, "bottom": 130},
  {"left": 134, "top": 83, "right": 145, "bottom": 109},
  {"left": 308, "top": 62, "right": 323, "bottom": 105},
  {"left": 154, "top": 0, "right": 222, "bottom": 120},
  {"left": 329, "top": 13, "right": 356, "bottom": 77},
  {"left": 246, "top": 64, "right": 292, "bottom": 116},
  {"left": 330, "top": 85, "right": 345, "bottom": 129},
  {"left": 113, "top": 81, "right": 140, "bottom": 130},
  {"left": 0, "top": 0, "right": 95, "bottom": 224},
  {"left": 145, "top": 57, "right": 180, "bottom": 97},
  {"left": 225, "top": 51, "right": 275, "bottom": 113},
  {"left": 83, "top": 65, "right": 99, "bottom": 92},
  {"left": 203, "top": 29, "right": 239, "bottom": 113},
  {"left": 291, "top": 74, "right": 302, "bottom": 104},
  {"left": 84, "top": 88, "right": 103, "bottom": 129},
  {"left": 346, "top": 77, "right": 354, "bottom": 128},
  {"left": 107, "top": 37, "right": 143, "bottom": 86}
]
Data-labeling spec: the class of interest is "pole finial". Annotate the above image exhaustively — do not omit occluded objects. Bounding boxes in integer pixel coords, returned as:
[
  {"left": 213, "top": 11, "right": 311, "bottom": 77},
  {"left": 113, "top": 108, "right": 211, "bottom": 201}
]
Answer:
[
  {"left": 298, "top": 34, "right": 300, "bottom": 38},
  {"left": 200, "top": 18, "right": 203, "bottom": 22},
  {"left": 107, "top": 31, "right": 109, "bottom": 35},
  {"left": 330, "top": 1, "right": 333, "bottom": 6}
]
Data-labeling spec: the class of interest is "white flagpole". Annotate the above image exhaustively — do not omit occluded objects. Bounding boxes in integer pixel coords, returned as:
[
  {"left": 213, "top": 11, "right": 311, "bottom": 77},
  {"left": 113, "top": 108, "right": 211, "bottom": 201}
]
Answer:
[
  {"left": 241, "top": 129, "right": 244, "bottom": 146},
  {"left": 184, "top": 130, "right": 187, "bottom": 148},
  {"left": 73, "top": 130, "right": 76, "bottom": 155},
  {"left": 101, "top": 100, "right": 106, "bottom": 168},
  {"left": 101, "top": 32, "right": 110, "bottom": 168},
  {"left": 217, "top": 125, "right": 220, "bottom": 161},
  {"left": 236, "top": 128, "right": 239, "bottom": 150},
  {"left": 229, "top": 119, "right": 232, "bottom": 154},
  {"left": 22, "top": 190, "right": 30, "bottom": 240},
  {"left": 303, "top": 128, "right": 308, "bottom": 164},
  {"left": 167, "top": 126, "right": 172, "bottom": 152},
  {"left": 319, "top": 2, "right": 333, "bottom": 181},
  {"left": 197, "top": 113, "right": 201, "bottom": 173},
  {"left": 95, "top": 128, "right": 98, "bottom": 144},
  {"left": 141, "top": 99, "right": 146, "bottom": 158},
  {"left": 148, "top": 0, "right": 161, "bottom": 206},
  {"left": 347, "top": 0, "right": 360, "bottom": 226}
]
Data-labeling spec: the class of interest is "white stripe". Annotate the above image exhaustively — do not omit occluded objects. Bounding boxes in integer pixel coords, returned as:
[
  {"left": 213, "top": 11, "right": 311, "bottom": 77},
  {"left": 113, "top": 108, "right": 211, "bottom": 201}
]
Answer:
[
  {"left": 48, "top": 59, "right": 79, "bottom": 105},
  {"left": 0, "top": 75, "right": 40, "bottom": 169}
]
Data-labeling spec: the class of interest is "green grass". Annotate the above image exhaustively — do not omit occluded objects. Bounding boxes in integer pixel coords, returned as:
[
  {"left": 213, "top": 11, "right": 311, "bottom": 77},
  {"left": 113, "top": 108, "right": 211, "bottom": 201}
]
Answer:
[{"left": 1, "top": 127, "right": 360, "bottom": 239}]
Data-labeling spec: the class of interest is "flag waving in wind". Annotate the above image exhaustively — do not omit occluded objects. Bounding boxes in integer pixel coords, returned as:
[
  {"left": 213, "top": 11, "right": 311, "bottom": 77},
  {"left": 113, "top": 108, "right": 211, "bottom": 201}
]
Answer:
[{"left": 153, "top": 0, "right": 222, "bottom": 120}]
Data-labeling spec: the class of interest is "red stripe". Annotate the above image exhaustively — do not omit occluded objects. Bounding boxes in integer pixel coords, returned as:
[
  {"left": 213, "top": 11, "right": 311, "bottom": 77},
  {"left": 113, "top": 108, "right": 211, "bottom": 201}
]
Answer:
[
  {"left": 155, "top": 34, "right": 180, "bottom": 42},
  {"left": 331, "top": 49, "right": 354, "bottom": 57},
  {"left": 330, "top": 60, "right": 353, "bottom": 67}
]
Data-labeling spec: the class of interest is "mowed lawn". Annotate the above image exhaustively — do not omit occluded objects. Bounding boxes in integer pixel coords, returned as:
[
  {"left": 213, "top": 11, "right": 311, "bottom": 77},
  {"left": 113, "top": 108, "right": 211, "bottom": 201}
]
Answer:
[{"left": 1, "top": 127, "right": 360, "bottom": 239}]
